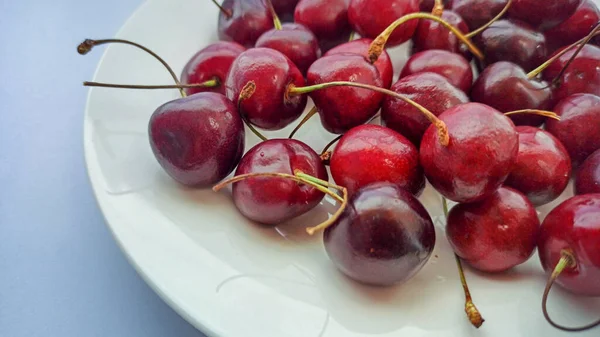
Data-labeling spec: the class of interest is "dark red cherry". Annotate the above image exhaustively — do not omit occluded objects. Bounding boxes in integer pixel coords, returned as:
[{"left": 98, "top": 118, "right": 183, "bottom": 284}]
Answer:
[
  {"left": 306, "top": 53, "right": 384, "bottom": 134},
  {"left": 180, "top": 41, "right": 245, "bottom": 96},
  {"left": 382, "top": 72, "right": 469, "bottom": 146},
  {"left": 420, "top": 103, "right": 519, "bottom": 203},
  {"left": 348, "top": 0, "right": 420, "bottom": 46},
  {"left": 217, "top": 0, "right": 273, "bottom": 47},
  {"left": 412, "top": 10, "right": 471, "bottom": 60},
  {"left": 400, "top": 49, "right": 474, "bottom": 93},
  {"left": 232, "top": 139, "right": 328, "bottom": 225},
  {"left": 420, "top": 0, "right": 452, "bottom": 12},
  {"left": 504, "top": 126, "right": 571, "bottom": 206},
  {"left": 575, "top": 149, "right": 600, "bottom": 195},
  {"left": 508, "top": 0, "right": 580, "bottom": 31},
  {"left": 225, "top": 48, "right": 307, "bottom": 130},
  {"left": 450, "top": 0, "right": 508, "bottom": 30},
  {"left": 149, "top": 92, "right": 245, "bottom": 187},
  {"left": 447, "top": 187, "right": 540, "bottom": 273},
  {"left": 324, "top": 183, "right": 435, "bottom": 286},
  {"left": 546, "top": 93, "right": 600, "bottom": 166},
  {"left": 325, "top": 38, "right": 394, "bottom": 88},
  {"left": 542, "top": 44, "right": 600, "bottom": 103},
  {"left": 471, "top": 61, "right": 552, "bottom": 126},
  {"left": 474, "top": 19, "right": 547, "bottom": 72},
  {"left": 255, "top": 23, "right": 321, "bottom": 74},
  {"left": 545, "top": 0, "right": 600, "bottom": 52},
  {"left": 294, "top": 0, "right": 352, "bottom": 52},
  {"left": 330, "top": 125, "right": 425, "bottom": 197},
  {"left": 538, "top": 193, "right": 600, "bottom": 296},
  {"left": 271, "top": 0, "right": 299, "bottom": 21}
]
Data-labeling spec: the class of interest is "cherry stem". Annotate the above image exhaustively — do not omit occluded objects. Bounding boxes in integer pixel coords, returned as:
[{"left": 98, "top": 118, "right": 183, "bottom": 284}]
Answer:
[
  {"left": 321, "top": 135, "right": 343, "bottom": 155},
  {"left": 432, "top": 0, "right": 444, "bottom": 17},
  {"left": 443, "top": 197, "right": 485, "bottom": 329},
  {"left": 211, "top": 0, "right": 232, "bottom": 18},
  {"left": 288, "top": 81, "right": 449, "bottom": 146},
  {"left": 504, "top": 109, "right": 561, "bottom": 121},
  {"left": 367, "top": 13, "right": 484, "bottom": 63},
  {"left": 82, "top": 78, "right": 220, "bottom": 90},
  {"left": 78, "top": 38, "right": 186, "bottom": 97},
  {"left": 349, "top": 31, "right": 356, "bottom": 41},
  {"left": 288, "top": 106, "right": 318, "bottom": 139},
  {"left": 465, "top": 0, "right": 511, "bottom": 39},
  {"left": 238, "top": 81, "right": 268, "bottom": 141},
  {"left": 265, "top": 0, "right": 282, "bottom": 30},
  {"left": 550, "top": 23, "right": 600, "bottom": 87},
  {"left": 542, "top": 250, "right": 600, "bottom": 331}
]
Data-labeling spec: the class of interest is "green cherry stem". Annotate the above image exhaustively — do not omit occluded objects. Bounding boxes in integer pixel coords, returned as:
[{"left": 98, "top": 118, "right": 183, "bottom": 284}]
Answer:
[
  {"left": 82, "top": 78, "right": 220, "bottom": 90},
  {"left": 504, "top": 109, "right": 561, "bottom": 121},
  {"left": 288, "top": 106, "right": 318, "bottom": 139}
]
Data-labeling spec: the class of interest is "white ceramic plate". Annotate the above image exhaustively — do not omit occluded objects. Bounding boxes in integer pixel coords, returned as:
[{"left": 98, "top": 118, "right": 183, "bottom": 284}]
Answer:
[{"left": 84, "top": 1, "right": 600, "bottom": 336}]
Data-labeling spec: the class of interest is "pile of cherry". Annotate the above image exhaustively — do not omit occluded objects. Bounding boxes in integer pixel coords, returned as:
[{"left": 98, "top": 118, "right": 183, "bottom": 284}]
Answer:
[{"left": 80, "top": 0, "right": 600, "bottom": 332}]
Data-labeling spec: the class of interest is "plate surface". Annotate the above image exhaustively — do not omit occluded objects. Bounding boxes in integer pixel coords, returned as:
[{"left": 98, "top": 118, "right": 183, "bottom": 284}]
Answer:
[{"left": 84, "top": 1, "right": 600, "bottom": 336}]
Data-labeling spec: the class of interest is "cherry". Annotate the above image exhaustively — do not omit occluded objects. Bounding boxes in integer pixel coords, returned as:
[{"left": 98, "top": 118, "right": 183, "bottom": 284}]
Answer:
[
  {"left": 546, "top": 93, "right": 600, "bottom": 166},
  {"left": 575, "top": 149, "right": 600, "bottom": 195},
  {"left": 224, "top": 48, "right": 307, "bottom": 130},
  {"left": 508, "top": 0, "right": 580, "bottom": 31},
  {"left": 216, "top": 0, "right": 273, "bottom": 47},
  {"left": 544, "top": 0, "right": 600, "bottom": 52},
  {"left": 180, "top": 41, "right": 245, "bottom": 96},
  {"left": 450, "top": 0, "right": 509, "bottom": 31},
  {"left": 348, "top": 0, "right": 420, "bottom": 46},
  {"left": 294, "top": 0, "right": 352, "bottom": 52},
  {"left": 400, "top": 49, "right": 473, "bottom": 93},
  {"left": 420, "top": 103, "right": 518, "bottom": 203},
  {"left": 224, "top": 139, "right": 328, "bottom": 225},
  {"left": 503, "top": 126, "right": 571, "bottom": 206},
  {"left": 325, "top": 38, "right": 394, "bottom": 88},
  {"left": 474, "top": 19, "right": 547, "bottom": 72},
  {"left": 447, "top": 187, "right": 540, "bottom": 273},
  {"left": 471, "top": 61, "right": 552, "bottom": 126},
  {"left": 330, "top": 125, "right": 425, "bottom": 197},
  {"left": 382, "top": 72, "right": 469, "bottom": 146},
  {"left": 412, "top": 10, "right": 471, "bottom": 59},
  {"left": 271, "top": 0, "right": 299, "bottom": 21},
  {"left": 323, "top": 183, "right": 435, "bottom": 286}
]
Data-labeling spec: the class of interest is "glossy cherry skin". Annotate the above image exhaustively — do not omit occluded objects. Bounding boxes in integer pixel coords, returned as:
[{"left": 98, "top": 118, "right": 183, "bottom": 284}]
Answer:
[
  {"left": 542, "top": 45, "right": 600, "bottom": 103},
  {"left": 217, "top": 0, "right": 272, "bottom": 47},
  {"left": 330, "top": 125, "right": 425, "bottom": 197},
  {"left": 232, "top": 139, "right": 328, "bottom": 225},
  {"left": 474, "top": 19, "right": 547, "bottom": 72},
  {"left": 294, "top": 0, "right": 352, "bottom": 52},
  {"left": 420, "top": 103, "right": 519, "bottom": 203},
  {"left": 255, "top": 23, "right": 321, "bottom": 74},
  {"left": 450, "top": 0, "right": 509, "bottom": 30},
  {"left": 225, "top": 48, "right": 307, "bottom": 130},
  {"left": 575, "top": 149, "right": 600, "bottom": 195},
  {"left": 149, "top": 93, "right": 245, "bottom": 187},
  {"left": 180, "top": 42, "right": 245, "bottom": 96},
  {"left": 447, "top": 187, "right": 540, "bottom": 273},
  {"left": 348, "top": 0, "right": 420, "bottom": 46},
  {"left": 546, "top": 94, "right": 600, "bottom": 166},
  {"left": 400, "top": 49, "right": 473, "bottom": 93},
  {"left": 538, "top": 194, "right": 600, "bottom": 296},
  {"left": 508, "top": 0, "right": 580, "bottom": 31},
  {"left": 306, "top": 53, "right": 384, "bottom": 134},
  {"left": 545, "top": 0, "right": 600, "bottom": 52},
  {"left": 324, "top": 183, "right": 435, "bottom": 286},
  {"left": 412, "top": 10, "right": 471, "bottom": 60},
  {"left": 382, "top": 72, "right": 469, "bottom": 146},
  {"left": 471, "top": 61, "right": 552, "bottom": 126},
  {"left": 420, "top": 0, "right": 452, "bottom": 12},
  {"left": 326, "top": 38, "right": 394, "bottom": 88},
  {"left": 504, "top": 126, "right": 571, "bottom": 206},
  {"left": 272, "top": 0, "right": 299, "bottom": 21}
]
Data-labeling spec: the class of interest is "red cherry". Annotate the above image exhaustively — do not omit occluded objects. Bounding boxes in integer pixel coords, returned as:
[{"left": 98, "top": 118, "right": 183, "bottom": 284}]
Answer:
[
  {"left": 255, "top": 23, "right": 321, "bottom": 74},
  {"left": 508, "top": 0, "right": 581, "bottom": 31},
  {"left": 412, "top": 10, "right": 471, "bottom": 60},
  {"left": 231, "top": 139, "right": 328, "bottom": 225},
  {"left": 545, "top": 0, "right": 600, "bottom": 52},
  {"left": 504, "top": 126, "right": 571, "bottom": 206},
  {"left": 420, "top": 103, "right": 519, "bottom": 203},
  {"left": 400, "top": 49, "right": 474, "bottom": 93},
  {"left": 324, "top": 183, "right": 435, "bottom": 286},
  {"left": 546, "top": 93, "right": 600, "bottom": 166},
  {"left": 447, "top": 187, "right": 540, "bottom": 273},
  {"left": 217, "top": 0, "right": 273, "bottom": 47},
  {"left": 294, "top": 0, "right": 352, "bottom": 52},
  {"left": 450, "top": 0, "right": 508, "bottom": 30},
  {"left": 348, "top": 0, "right": 420, "bottom": 46},
  {"left": 180, "top": 41, "right": 245, "bottom": 96},
  {"left": 575, "top": 149, "right": 600, "bottom": 195},
  {"left": 382, "top": 72, "right": 469, "bottom": 146},
  {"left": 330, "top": 125, "right": 425, "bottom": 197},
  {"left": 225, "top": 48, "right": 307, "bottom": 130}
]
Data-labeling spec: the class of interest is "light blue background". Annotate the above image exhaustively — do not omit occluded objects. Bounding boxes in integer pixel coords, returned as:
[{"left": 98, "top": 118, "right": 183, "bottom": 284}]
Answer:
[{"left": 0, "top": 1, "right": 205, "bottom": 336}]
